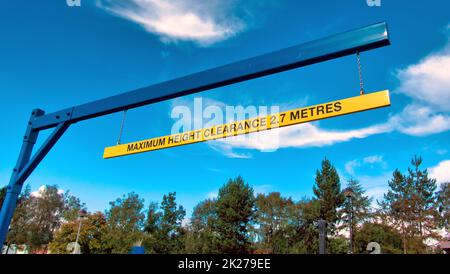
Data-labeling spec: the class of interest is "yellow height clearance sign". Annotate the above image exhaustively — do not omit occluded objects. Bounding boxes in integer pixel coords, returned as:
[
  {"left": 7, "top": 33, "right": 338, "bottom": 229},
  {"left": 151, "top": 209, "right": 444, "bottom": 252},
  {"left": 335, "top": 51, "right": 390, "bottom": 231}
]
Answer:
[{"left": 103, "top": 90, "right": 390, "bottom": 159}]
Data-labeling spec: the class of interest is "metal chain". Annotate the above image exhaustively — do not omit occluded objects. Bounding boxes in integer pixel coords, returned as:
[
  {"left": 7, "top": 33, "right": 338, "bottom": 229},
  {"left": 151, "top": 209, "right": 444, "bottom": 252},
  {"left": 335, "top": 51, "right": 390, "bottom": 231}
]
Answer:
[
  {"left": 357, "top": 51, "right": 364, "bottom": 95},
  {"left": 117, "top": 110, "right": 127, "bottom": 145}
]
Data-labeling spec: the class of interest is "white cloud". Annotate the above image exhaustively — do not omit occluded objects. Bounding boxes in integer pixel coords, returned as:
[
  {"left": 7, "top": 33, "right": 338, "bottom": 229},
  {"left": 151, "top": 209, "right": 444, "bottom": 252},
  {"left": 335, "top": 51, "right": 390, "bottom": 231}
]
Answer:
[
  {"left": 387, "top": 103, "right": 450, "bottom": 137},
  {"left": 345, "top": 160, "right": 361, "bottom": 176},
  {"left": 353, "top": 172, "right": 392, "bottom": 206},
  {"left": 209, "top": 142, "right": 252, "bottom": 159},
  {"left": 396, "top": 46, "right": 450, "bottom": 111},
  {"left": 389, "top": 33, "right": 450, "bottom": 136},
  {"left": 344, "top": 155, "right": 386, "bottom": 177},
  {"left": 429, "top": 160, "right": 450, "bottom": 185},
  {"left": 31, "top": 185, "right": 64, "bottom": 198},
  {"left": 206, "top": 191, "right": 218, "bottom": 199},
  {"left": 363, "top": 155, "right": 384, "bottom": 164},
  {"left": 181, "top": 217, "right": 191, "bottom": 227},
  {"left": 98, "top": 0, "right": 244, "bottom": 45},
  {"left": 215, "top": 122, "right": 391, "bottom": 153},
  {"left": 365, "top": 186, "right": 388, "bottom": 205}
]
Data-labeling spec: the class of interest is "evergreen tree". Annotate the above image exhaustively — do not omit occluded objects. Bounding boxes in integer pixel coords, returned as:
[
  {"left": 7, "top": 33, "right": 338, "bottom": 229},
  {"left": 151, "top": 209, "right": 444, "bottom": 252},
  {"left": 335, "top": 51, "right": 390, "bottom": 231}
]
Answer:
[
  {"left": 155, "top": 192, "right": 186, "bottom": 254},
  {"left": 340, "top": 179, "right": 372, "bottom": 252},
  {"left": 378, "top": 156, "right": 439, "bottom": 254},
  {"left": 215, "top": 176, "right": 255, "bottom": 254},
  {"left": 409, "top": 156, "right": 438, "bottom": 241},
  {"left": 436, "top": 182, "right": 449, "bottom": 231},
  {"left": 313, "top": 158, "right": 344, "bottom": 236},
  {"left": 295, "top": 198, "right": 320, "bottom": 254}
]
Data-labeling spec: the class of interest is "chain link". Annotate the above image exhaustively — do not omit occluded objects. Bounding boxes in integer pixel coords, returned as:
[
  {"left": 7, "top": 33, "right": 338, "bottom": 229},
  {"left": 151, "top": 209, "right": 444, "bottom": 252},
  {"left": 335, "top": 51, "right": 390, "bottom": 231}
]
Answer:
[
  {"left": 117, "top": 110, "right": 127, "bottom": 145},
  {"left": 357, "top": 51, "right": 364, "bottom": 95}
]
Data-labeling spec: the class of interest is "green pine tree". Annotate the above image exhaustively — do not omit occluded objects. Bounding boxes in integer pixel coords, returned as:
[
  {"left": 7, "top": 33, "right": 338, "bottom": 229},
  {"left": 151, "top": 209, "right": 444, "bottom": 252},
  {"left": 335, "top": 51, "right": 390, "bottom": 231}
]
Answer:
[
  {"left": 215, "top": 176, "right": 255, "bottom": 254},
  {"left": 313, "top": 158, "right": 345, "bottom": 237},
  {"left": 437, "top": 182, "right": 449, "bottom": 231},
  {"left": 340, "top": 179, "right": 372, "bottom": 252},
  {"left": 160, "top": 192, "right": 186, "bottom": 253},
  {"left": 409, "top": 156, "right": 438, "bottom": 241},
  {"left": 378, "top": 156, "right": 439, "bottom": 254}
]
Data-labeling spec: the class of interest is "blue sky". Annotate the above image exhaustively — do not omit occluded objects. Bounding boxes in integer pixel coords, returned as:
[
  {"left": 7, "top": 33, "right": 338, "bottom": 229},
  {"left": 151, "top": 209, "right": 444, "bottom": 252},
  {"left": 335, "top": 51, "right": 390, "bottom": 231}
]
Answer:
[{"left": 1, "top": 0, "right": 449, "bottom": 216}]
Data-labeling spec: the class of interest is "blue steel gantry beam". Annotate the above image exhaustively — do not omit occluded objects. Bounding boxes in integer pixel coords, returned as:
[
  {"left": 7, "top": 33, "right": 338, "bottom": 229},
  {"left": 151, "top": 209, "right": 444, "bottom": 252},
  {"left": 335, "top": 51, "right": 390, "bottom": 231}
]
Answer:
[
  {"left": 0, "top": 22, "right": 391, "bottom": 247},
  {"left": 30, "top": 22, "right": 389, "bottom": 131}
]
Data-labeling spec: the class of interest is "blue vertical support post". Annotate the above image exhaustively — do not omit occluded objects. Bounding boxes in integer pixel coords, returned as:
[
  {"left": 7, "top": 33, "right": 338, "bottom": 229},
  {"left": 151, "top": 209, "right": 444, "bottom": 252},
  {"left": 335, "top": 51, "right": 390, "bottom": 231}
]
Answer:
[
  {"left": 0, "top": 118, "right": 70, "bottom": 248},
  {"left": 0, "top": 109, "right": 44, "bottom": 247}
]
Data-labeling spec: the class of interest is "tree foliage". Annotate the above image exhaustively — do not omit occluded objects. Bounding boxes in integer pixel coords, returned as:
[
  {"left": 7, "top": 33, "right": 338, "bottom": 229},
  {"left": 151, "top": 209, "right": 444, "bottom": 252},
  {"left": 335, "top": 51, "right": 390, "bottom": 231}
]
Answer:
[
  {"left": 8, "top": 185, "right": 68, "bottom": 252},
  {"left": 103, "top": 192, "right": 145, "bottom": 253},
  {"left": 6, "top": 185, "right": 33, "bottom": 247},
  {"left": 436, "top": 182, "right": 449, "bottom": 230},
  {"left": 354, "top": 222, "right": 403, "bottom": 254},
  {"left": 49, "top": 212, "right": 108, "bottom": 254},
  {"left": 313, "top": 158, "right": 345, "bottom": 236},
  {"left": 214, "top": 176, "right": 255, "bottom": 254},
  {"left": 378, "top": 156, "right": 439, "bottom": 254},
  {"left": 145, "top": 192, "right": 186, "bottom": 254},
  {"left": 185, "top": 198, "right": 217, "bottom": 253},
  {"left": 340, "top": 179, "right": 372, "bottom": 252},
  {"left": 254, "top": 192, "right": 298, "bottom": 253},
  {"left": 3, "top": 156, "right": 447, "bottom": 254}
]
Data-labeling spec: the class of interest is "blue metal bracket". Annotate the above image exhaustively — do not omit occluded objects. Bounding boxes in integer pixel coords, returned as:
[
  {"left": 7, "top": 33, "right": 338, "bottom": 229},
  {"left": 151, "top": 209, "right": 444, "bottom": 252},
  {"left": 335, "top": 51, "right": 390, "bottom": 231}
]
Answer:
[
  {"left": 15, "top": 122, "right": 70, "bottom": 187},
  {"left": 0, "top": 22, "right": 391, "bottom": 248}
]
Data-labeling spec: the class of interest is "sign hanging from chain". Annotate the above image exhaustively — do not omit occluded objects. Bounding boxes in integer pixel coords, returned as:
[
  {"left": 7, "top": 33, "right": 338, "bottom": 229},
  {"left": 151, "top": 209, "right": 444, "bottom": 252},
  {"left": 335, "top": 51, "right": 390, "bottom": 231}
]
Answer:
[{"left": 103, "top": 90, "right": 390, "bottom": 159}]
